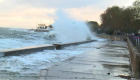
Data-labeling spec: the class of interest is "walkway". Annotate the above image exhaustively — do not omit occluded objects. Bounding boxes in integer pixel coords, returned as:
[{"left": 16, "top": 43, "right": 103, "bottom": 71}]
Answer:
[{"left": 38, "top": 41, "right": 131, "bottom": 80}]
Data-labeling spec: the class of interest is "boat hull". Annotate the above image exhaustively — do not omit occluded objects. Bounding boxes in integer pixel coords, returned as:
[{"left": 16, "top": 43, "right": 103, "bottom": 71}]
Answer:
[{"left": 34, "top": 29, "right": 50, "bottom": 32}]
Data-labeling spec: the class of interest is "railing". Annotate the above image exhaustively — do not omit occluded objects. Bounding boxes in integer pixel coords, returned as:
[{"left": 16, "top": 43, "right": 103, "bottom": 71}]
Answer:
[{"left": 129, "top": 35, "right": 140, "bottom": 52}]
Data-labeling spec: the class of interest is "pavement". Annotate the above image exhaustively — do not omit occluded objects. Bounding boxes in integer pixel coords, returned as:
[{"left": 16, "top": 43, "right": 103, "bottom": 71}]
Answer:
[{"left": 38, "top": 40, "right": 132, "bottom": 80}]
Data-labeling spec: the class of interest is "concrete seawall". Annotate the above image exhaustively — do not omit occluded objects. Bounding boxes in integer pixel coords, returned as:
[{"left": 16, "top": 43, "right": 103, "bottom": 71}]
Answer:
[
  {"left": 0, "top": 45, "right": 55, "bottom": 56},
  {"left": 127, "top": 38, "right": 140, "bottom": 78},
  {"left": 53, "top": 40, "right": 96, "bottom": 49},
  {"left": 0, "top": 40, "right": 96, "bottom": 56}
]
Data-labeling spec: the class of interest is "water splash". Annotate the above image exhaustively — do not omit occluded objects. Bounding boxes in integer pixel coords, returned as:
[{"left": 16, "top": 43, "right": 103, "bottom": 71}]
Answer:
[{"left": 51, "top": 10, "right": 94, "bottom": 42}]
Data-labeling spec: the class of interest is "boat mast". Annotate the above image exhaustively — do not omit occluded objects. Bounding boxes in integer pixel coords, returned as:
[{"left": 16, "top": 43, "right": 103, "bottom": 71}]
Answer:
[
  {"left": 50, "top": 18, "right": 51, "bottom": 25},
  {"left": 36, "top": 20, "right": 38, "bottom": 29}
]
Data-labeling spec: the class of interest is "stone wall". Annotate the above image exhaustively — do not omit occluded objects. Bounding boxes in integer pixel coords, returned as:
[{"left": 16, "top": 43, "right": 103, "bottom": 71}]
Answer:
[{"left": 127, "top": 38, "right": 140, "bottom": 79}]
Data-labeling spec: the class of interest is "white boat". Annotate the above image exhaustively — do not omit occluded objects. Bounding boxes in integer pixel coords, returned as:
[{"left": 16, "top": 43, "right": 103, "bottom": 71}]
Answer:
[{"left": 34, "top": 24, "right": 53, "bottom": 32}]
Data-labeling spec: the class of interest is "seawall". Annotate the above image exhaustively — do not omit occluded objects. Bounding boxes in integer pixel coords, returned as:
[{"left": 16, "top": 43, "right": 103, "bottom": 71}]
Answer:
[
  {"left": 53, "top": 40, "right": 96, "bottom": 49},
  {"left": 0, "top": 45, "right": 55, "bottom": 56},
  {"left": 0, "top": 40, "right": 96, "bottom": 56},
  {"left": 127, "top": 38, "right": 140, "bottom": 78}
]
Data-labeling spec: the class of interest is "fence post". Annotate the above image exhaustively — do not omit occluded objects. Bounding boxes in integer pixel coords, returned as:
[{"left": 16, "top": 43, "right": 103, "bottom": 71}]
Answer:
[
  {"left": 138, "top": 30, "right": 140, "bottom": 52},
  {"left": 138, "top": 36, "right": 140, "bottom": 52},
  {"left": 136, "top": 36, "right": 137, "bottom": 49}
]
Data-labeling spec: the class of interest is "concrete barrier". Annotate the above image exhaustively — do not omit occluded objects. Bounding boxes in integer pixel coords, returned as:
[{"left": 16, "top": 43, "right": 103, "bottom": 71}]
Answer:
[
  {"left": 53, "top": 40, "right": 96, "bottom": 49},
  {"left": 0, "top": 40, "right": 96, "bottom": 56},
  {"left": 0, "top": 45, "right": 55, "bottom": 56},
  {"left": 127, "top": 38, "right": 140, "bottom": 78}
]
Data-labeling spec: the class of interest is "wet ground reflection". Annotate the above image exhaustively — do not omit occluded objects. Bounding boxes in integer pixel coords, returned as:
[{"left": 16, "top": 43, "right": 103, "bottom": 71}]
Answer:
[{"left": 40, "top": 40, "right": 132, "bottom": 80}]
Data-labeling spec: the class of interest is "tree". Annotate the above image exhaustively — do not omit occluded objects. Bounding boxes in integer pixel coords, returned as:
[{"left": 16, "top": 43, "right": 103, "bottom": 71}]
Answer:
[
  {"left": 132, "top": 0, "right": 140, "bottom": 31},
  {"left": 100, "top": 6, "right": 123, "bottom": 34},
  {"left": 86, "top": 21, "right": 99, "bottom": 31},
  {"left": 100, "top": 2, "right": 140, "bottom": 34}
]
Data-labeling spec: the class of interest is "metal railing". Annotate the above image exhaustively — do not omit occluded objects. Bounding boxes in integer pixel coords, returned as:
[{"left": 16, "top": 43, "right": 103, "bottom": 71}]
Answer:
[{"left": 129, "top": 35, "right": 140, "bottom": 52}]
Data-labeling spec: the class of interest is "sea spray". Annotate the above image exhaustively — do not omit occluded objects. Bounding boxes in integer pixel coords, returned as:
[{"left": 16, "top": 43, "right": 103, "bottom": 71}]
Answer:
[
  {"left": 0, "top": 10, "right": 95, "bottom": 49},
  {"left": 51, "top": 10, "right": 94, "bottom": 42}
]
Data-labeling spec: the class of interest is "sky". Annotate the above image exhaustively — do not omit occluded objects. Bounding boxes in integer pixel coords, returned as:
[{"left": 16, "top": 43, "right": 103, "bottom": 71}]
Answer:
[{"left": 0, "top": 0, "right": 135, "bottom": 29}]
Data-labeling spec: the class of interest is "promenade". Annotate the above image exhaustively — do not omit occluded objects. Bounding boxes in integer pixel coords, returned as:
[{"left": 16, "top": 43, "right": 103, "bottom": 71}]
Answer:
[{"left": 38, "top": 40, "right": 131, "bottom": 80}]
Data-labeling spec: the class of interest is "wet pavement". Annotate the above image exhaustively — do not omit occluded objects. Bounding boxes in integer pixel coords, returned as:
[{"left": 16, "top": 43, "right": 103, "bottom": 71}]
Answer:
[{"left": 38, "top": 40, "right": 132, "bottom": 80}]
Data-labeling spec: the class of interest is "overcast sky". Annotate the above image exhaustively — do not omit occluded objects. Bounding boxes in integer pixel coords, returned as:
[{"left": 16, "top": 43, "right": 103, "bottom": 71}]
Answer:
[{"left": 0, "top": 0, "right": 135, "bottom": 29}]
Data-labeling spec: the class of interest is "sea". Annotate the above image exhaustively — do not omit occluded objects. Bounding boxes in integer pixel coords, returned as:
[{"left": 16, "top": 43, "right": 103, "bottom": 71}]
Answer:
[{"left": 0, "top": 27, "right": 58, "bottom": 50}]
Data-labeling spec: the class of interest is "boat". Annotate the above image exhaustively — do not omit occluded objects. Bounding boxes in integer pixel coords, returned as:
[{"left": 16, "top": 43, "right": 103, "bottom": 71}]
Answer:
[{"left": 34, "top": 24, "right": 53, "bottom": 32}]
